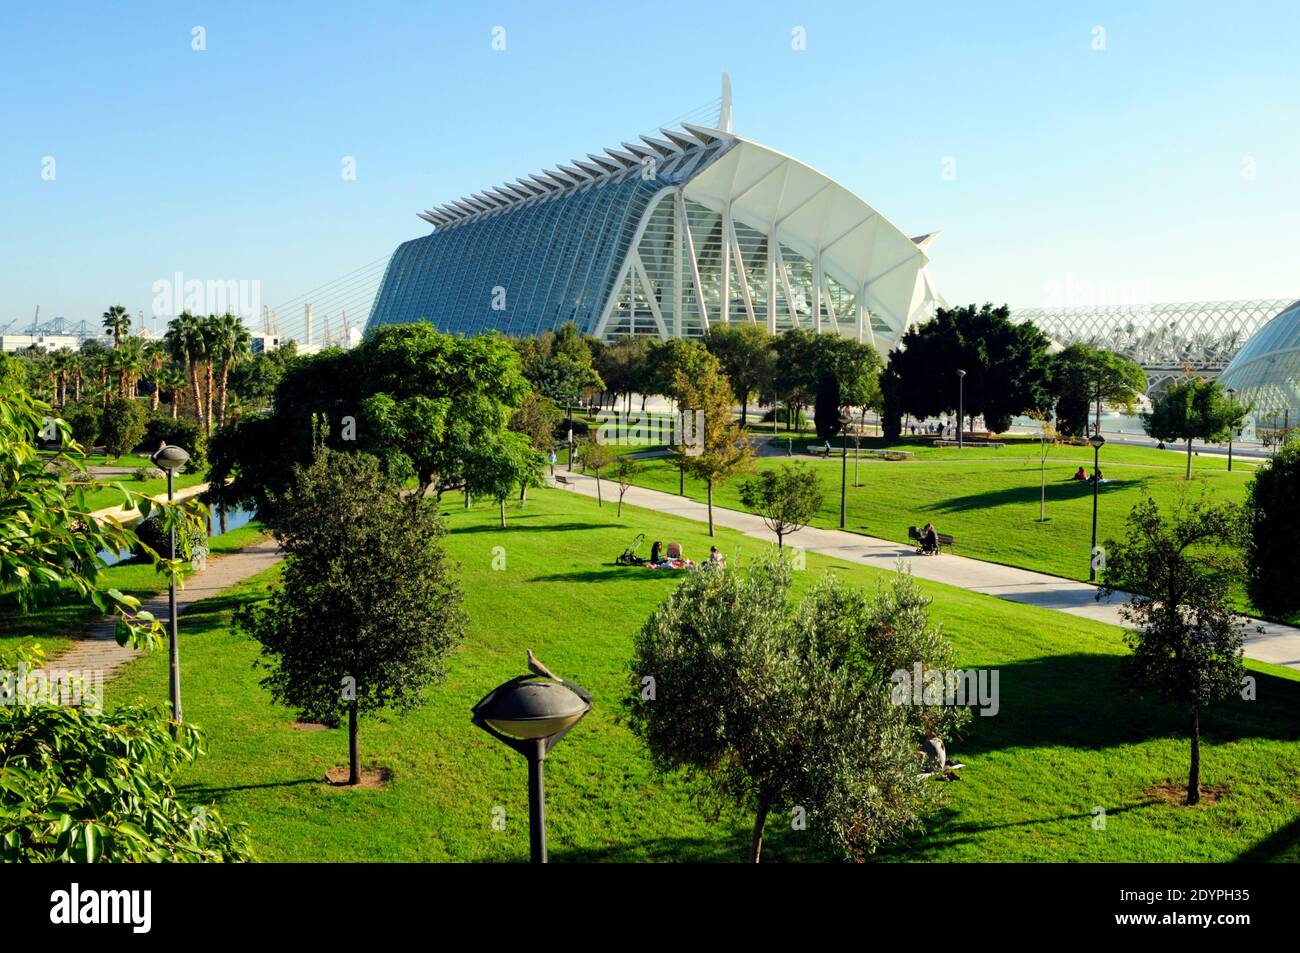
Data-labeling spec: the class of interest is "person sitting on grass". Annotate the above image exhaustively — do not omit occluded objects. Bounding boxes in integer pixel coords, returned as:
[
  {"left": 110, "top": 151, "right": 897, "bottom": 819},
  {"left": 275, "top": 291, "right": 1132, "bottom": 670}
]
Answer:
[
  {"left": 649, "top": 540, "right": 663, "bottom": 565},
  {"left": 1073, "top": 466, "right": 1088, "bottom": 481},
  {"left": 708, "top": 545, "right": 726, "bottom": 569},
  {"left": 921, "top": 523, "right": 939, "bottom": 555},
  {"left": 1091, "top": 467, "right": 1104, "bottom": 483}
]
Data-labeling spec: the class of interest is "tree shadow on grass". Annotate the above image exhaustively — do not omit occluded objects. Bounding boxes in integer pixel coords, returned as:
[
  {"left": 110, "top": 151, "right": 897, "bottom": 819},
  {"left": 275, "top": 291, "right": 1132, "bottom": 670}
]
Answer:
[
  {"left": 448, "top": 521, "right": 622, "bottom": 535},
  {"left": 178, "top": 776, "right": 319, "bottom": 800},
  {"left": 1236, "top": 815, "right": 1300, "bottom": 862},
  {"left": 528, "top": 567, "right": 684, "bottom": 584},
  {"left": 954, "top": 653, "right": 1300, "bottom": 757},
  {"left": 549, "top": 832, "right": 751, "bottom": 863},
  {"left": 930, "top": 479, "right": 1142, "bottom": 515}
]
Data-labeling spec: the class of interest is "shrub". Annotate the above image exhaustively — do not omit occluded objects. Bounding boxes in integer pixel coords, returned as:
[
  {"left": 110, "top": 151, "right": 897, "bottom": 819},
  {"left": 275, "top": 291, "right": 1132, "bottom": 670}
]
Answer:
[
  {"left": 1245, "top": 438, "right": 1300, "bottom": 618},
  {"left": 759, "top": 406, "right": 808, "bottom": 429},
  {"left": 100, "top": 398, "right": 148, "bottom": 460},
  {"left": 142, "top": 413, "right": 206, "bottom": 467},
  {"left": 63, "top": 402, "right": 100, "bottom": 449},
  {"left": 134, "top": 509, "right": 208, "bottom": 563},
  {"left": 133, "top": 466, "right": 163, "bottom": 482}
]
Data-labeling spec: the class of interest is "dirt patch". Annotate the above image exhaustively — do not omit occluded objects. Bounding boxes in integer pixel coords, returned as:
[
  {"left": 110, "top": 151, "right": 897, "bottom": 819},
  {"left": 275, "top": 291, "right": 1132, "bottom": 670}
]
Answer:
[
  {"left": 324, "top": 765, "right": 393, "bottom": 789},
  {"left": 1144, "top": 781, "right": 1227, "bottom": 806},
  {"left": 291, "top": 721, "right": 330, "bottom": 731}
]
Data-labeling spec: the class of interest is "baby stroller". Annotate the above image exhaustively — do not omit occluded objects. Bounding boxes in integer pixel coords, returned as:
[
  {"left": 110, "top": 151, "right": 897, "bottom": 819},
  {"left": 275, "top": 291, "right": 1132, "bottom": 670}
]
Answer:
[{"left": 616, "top": 533, "right": 647, "bottom": 566}]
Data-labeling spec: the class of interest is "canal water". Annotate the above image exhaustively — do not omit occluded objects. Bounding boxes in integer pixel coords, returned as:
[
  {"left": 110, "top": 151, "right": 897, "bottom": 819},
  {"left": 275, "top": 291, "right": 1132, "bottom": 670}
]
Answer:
[{"left": 98, "top": 504, "right": 258, "bottom": 567}]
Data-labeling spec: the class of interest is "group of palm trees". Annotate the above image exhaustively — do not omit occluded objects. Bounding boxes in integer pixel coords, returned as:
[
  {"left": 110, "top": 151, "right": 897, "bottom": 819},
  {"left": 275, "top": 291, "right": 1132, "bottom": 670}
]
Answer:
[{"left": 32, "top": 305, "right": 252, "bottom": 435}]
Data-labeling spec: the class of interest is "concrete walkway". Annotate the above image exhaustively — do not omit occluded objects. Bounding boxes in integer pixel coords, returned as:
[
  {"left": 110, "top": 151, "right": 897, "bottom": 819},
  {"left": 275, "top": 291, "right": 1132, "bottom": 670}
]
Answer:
[
  {"left": 34, "top": 539, "right": 282, "bottom": 683},
  {"left": 551, "top": 471, "right": 1300, "bottom": 671}
]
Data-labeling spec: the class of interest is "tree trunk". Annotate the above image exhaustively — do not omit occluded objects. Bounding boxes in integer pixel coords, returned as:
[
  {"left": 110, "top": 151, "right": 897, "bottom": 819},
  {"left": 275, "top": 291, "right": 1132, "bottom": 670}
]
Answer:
[
  {"left": 749, "top": 792, "right": 771, "bottom": 863},
  {"left": 595, "top": 474, "right": 602, "bottom": 506},
  {"left": 740, "top": 396, "right": 748, "bottom": 426},
  {"left": 188, "top": 365, "right": 204, "bottom": 431},
  {"left": 348, "top": 701, "right": 360, "bottom": 785},
  {"left": 777, "top": 531, "right": 784, "bottom": 550},
  {"left": 204, "top": 362, "right": 215, "bottom": 436},
  {"left": 1187, "top": 707, "right": 1201, "bottom": 805},
  {"left": 707, "top": 480, "right": 715, "bottom": 536},
  {"left": 519, "top": 482, "right": 527, "bottom": 505},
  {"left": 464, "top": 488, "right": 471, "bottom": 509},
  {"left": 617, "top": 493, "right": 623, "bottom": 517},
  {"left": 218, "top": 364, "right": 230, "bottom": 427},
  {"left": 150, "top": 384, "right": 159, "bottom": 411},
  {"left": 499, "top": 498, "right": 506, "bottom": 528},
  {"left": 170, "top": 396, "right": 178, "bottom": 420},
  {"left": 1186, "top": 438, "right": 1193, "bottom": 479}
]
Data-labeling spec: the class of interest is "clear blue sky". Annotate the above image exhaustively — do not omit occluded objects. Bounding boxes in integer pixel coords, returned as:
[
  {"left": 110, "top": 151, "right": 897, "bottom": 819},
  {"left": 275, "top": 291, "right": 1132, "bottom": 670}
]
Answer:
[{"left": 4, "top": 0, "right": 1299, "bottom": 330}]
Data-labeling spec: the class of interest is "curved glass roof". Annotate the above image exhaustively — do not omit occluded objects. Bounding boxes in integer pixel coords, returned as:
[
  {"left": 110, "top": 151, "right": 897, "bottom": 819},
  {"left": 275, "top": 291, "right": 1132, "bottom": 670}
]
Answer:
[{"left": 1218, "top": 300, "right": 1300, "bottom": 419}]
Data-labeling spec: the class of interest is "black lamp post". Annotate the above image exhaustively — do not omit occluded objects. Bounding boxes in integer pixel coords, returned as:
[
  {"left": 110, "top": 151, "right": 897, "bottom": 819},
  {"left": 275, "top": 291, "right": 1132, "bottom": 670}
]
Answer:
[
  {"left": 1226, "top": 388, "right": 1237, "bottom": 472},
  {"left": 150, "top": 443, "right": 189, "bottom": 729},
  {"left": 1088, "top": 431, "right": 1105, "bottom": 582},
  {"left": 839, "top": 411, "right": 852, "bottom": 529},
  {"left": 472, "top": 659, "right": 591, "bottom": 863},
  {"left": 956, "top": 369, "right": 966, "bottom": 449}
]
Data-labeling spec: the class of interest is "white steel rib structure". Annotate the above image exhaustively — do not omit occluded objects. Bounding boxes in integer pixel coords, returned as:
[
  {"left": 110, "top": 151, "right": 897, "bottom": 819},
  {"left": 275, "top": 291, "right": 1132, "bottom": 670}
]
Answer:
[{"left": 367, "top": 80, "right": 941, "bottom": 351}]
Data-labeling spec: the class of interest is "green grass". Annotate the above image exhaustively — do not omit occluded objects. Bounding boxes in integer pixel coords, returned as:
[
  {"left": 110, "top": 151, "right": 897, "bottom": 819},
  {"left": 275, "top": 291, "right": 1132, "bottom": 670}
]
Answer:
[
  {"left": 623, "top": 439, "right": 1258, "bottom": 588},
  {"left": 102, "top": 487, "right": 1300, "bottom": 863},
  {"left": 0, "top": 522, "right": 268, "bottom": 659},
  {"left": 74, "top": 472, "right": 208, "bottom": 513}
]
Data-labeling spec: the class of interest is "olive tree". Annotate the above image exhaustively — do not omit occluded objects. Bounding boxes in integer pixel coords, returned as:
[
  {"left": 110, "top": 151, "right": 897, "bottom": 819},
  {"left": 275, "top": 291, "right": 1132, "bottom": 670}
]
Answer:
[
  {"left": 234, "top": 449, "right": 466, "bottom": 785},
  {"left": 628, "top": 556, "right": 968, "bottom": 862},
  {"left": 1099, "top": 493, "right": 1249, "bottom": 805}
]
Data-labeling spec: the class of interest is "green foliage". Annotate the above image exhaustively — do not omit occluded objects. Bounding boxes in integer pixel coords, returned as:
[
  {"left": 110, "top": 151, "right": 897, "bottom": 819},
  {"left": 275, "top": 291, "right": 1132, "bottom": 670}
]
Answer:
[
  {"left": 99, "top": 396, "right": 148, "bottom": 460},
  {"left": 1244, "top": 437, "right": 1300, "bottom": 617},
  {"left": 1100, "top": 493, "right": 1248, "bottom": 804},
  {"left": 508, "top": 389, "right": 562, "bottom": 453},
  {"left": 674, "top": 351, "right": 754, "bottom": 534},
  {"left": 209, "top": 324, "right": 530, "bottom": 516},
  {"left": 628, "top": 556, "right": 966, "bottom": 861},
  {"left": 739, "top": 463, "right": 824, "bottom": 547},
  {"left": 0, "top": 657, "right": 251, "bottom": 863},
  {"left": 1049, "top": 343, "right": 1148, "bottom": 437},
  {"left": 703, "top": 324, "right": 774, "bottom": 423},
  {"left": 593, "top": 336, "right": 653, "bottom": 408},
  {"left": 463, "top": 431, "right": 545, "bottom": 525},
  {"left": 233, "top": 450, "right": 466, "bottom": 771},
  {"left": 1142, "top": 378, "right": 1250, "bottom": 478},
  {"left": 886, "top": 304, "right": 1052, "bottom": 431},
  {"left": 62, "top": 401, "right": 101, "bottom": 448},
  {"left": 143, "top": 412, "right": 207, "bottom": 466},
  {"left": 644, "top": 338, "right": 711, "bottom": 403}
]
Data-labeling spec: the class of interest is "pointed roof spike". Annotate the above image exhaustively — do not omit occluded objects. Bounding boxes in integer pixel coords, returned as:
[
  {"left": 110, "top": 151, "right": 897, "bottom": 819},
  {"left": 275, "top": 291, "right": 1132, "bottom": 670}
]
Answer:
[
  {"left": 573, "top": 158, "right": 605, "bottom": 177},
  {"left": 680, "top": 121, "right": 725, "bottom": 144},
  {"left": 640, "top": 134, "right": 682, "bottom": 157},
  {"left": 605, "top": 147, "right": 639, "bottom": 167},
  {"left": 528, "top": 173, "right": 561, "bottom": 192},
  {"left": 660, "top": 127, "right": 697, "bottom": 151},
  {"left": 558, "top": 163, "right": 593, "bottom": 181}
]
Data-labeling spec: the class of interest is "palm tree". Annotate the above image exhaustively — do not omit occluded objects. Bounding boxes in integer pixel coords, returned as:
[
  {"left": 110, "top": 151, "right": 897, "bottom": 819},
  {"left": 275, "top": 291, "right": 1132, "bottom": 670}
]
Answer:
[
  {"left": 165, "top": 312, "right": 208, "bottom": 431},
  {"left": 69, "top": 351, "right": 85, "bottom": 403},
  {"left": 211, "top": 312, "right": 252, "bottom": 428},
  {"left": 50, "top": 347, "right": 76, "bottom": 406},
  {"left": 198, "top": 314, "right": 224, "bottom": 436},
  {"left": 112, "top": 337, "right": 147, "bottom": 399},
  {"left": 142, "top": 340, "right": 167, "bottom": 411},
  {"left": 157, "top": 366, "right": 187, "bottom": 419},
  {"left": 102, "top": 305, "right": 131, "bottom": 349}
]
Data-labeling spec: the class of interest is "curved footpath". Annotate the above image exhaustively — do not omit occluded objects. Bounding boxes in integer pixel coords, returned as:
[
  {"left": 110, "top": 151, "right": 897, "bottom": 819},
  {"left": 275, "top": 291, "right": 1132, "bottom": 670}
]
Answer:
[{"left": 550, "top": 472, "right": 1300, "bottom": 671}]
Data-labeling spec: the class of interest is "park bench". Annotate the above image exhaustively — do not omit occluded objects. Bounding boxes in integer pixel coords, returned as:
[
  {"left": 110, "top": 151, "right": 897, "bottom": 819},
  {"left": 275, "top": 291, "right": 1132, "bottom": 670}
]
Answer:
[
  {"left": 554, "top": 474, "right": 573, "bottom": 487},
  {"left": 908, "top": 525, "right": 955, "bottom": 554},
  {"left": 808, "top": 444, "right": 833, "bottom": 457}
]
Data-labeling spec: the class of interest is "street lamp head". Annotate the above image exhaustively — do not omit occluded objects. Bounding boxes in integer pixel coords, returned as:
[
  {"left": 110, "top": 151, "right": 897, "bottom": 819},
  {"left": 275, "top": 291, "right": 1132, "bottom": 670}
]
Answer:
[
  {"left": 474, "top": 678, "right": 589, "bottom": 740},
  {"left": 151, "top": 444, "right": 190, "bottom": 472},
  {"left": 956, "top": 369, "right": 966, "bottom": 378},
  {"left": 1089, "top": 432, "right": 1106, "bottom": 450}
]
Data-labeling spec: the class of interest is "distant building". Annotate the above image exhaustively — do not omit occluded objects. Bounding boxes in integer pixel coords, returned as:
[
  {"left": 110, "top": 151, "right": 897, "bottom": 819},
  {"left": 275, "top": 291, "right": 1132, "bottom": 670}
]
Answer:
[{"left": 1, "top": 334, "right": 81, "bottom": 353}]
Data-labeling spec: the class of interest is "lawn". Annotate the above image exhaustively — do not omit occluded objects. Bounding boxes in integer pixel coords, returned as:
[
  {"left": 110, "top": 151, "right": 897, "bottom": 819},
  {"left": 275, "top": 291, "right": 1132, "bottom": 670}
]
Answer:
[
  {"left": 102, "top": 486, "right": 1300, "bottom": 863},
  {"left": 73, "top": 471, "right": 208, "bottom": 513},
  {"left": 0, "top": 521, "right": 268, "bottom": 659},
  {"left": 620, "top": 438, "right": 1262, "bottom": 597}
]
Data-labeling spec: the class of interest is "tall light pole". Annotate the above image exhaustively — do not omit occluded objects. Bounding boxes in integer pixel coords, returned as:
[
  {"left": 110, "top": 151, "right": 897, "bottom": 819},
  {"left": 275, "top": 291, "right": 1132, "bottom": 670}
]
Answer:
[
  {"left": 839, "top": 411, "right": 851, "bottom": 529},
  {"left": 151, "top": 443, "right": 190, "bottom": 731},
  {"left": 956, "top": 369, "right": 966, "bottom": 449},
  {"left": 1088, "top": 432, "right": 1105, "bottom": 582},
  {"left": 471, "top": 657, "right": 591, "bottom": 863},
  {"left": 1226, "top": 388, "right": 1237, "bottom": 472}
]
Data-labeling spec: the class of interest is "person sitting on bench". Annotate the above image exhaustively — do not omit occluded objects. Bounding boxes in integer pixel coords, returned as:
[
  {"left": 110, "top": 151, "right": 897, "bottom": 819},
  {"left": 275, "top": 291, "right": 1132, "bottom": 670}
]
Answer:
[
  {"left": 920, "top": 523, "right": 939, "bottom": 555},
  {"left": 1073, "top": 466, "right": 1088, "bottom": 481}
]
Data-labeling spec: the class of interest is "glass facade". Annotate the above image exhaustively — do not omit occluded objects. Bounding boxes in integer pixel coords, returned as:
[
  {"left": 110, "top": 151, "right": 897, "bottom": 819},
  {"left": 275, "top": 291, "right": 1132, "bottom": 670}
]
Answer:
[{"left": 1218, "top": 300, "right": 1300, "bottom": 425}]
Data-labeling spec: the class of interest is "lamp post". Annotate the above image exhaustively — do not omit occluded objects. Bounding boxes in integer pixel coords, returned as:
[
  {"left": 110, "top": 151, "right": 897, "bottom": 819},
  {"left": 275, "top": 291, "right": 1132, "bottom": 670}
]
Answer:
[
  {"left": 472, "top": 659, "right": 591, "bottom": 863},
  {"left": 839, "top": 411, "right": 852, "bottom": 529},
  {"left": 1088, "top": 432, "right": 1105, "bottom": 582},
  {"left": 1225, "top": 388, "right": 1236, "bottom": 472},
  {"left": 150, "top": 443, "right": 189, "bottom": 730},
  {"left": 956, "top": 370, "right": 966, "bottom": 449}
]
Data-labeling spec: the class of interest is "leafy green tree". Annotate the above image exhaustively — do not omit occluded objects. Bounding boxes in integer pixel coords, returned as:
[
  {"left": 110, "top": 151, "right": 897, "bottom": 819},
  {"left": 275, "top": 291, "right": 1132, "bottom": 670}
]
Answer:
[
  {"left": 739, "top": 464, "right": 824, "bottom": 548},
  {"left": 1099, "top": 494, "right": 1248, "bottom": 805},
  {"left": 644, "top": 338, "right": 711, "bottom": 406},
  {"left": 1142, "top": 378, "right": 1250, "bottom": 478},
  {"left": 230, "top": 340, "right": 297, "bottom": 411},
  {"left": 99, "top": 396, "right": 148, "bottom": 460},
  {"left": 628, "top": 556, "right": 966, "bottom": 862},
  {"left": 0, "top": 374, "right": 243, "bottom": 861},
  {"left": 595, "top": 335, "right": 652, "bottom": 413},
  {"left": 1243, "top": 436, "right": 1300, "bottom": 617},
  {"left": 464, "top": 431, "right": 545, "bottom": 525},
  {"left": 234, "top": 450, "right": 465, "bottom": 785},
  {"left": 576, "top": 437, "right": 614, "bottom": 505},
  {"left": 1049, "top": 343, "right": 1148, "bottom": 437},
  {"left": 885, "top": 304, "right": 1052, "bottom": 434},
  {"left": 675, "top": 352, "right": 754, "bottom": 535},
  {"left": 704, "top": 324, "right": 774, "bottom": 425}
]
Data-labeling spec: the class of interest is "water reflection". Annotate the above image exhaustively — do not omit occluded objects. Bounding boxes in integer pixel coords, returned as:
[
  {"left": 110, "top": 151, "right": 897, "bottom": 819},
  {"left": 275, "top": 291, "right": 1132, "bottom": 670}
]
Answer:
[{"left": 98, "top": 505, "right": 258, "bottom": 567}]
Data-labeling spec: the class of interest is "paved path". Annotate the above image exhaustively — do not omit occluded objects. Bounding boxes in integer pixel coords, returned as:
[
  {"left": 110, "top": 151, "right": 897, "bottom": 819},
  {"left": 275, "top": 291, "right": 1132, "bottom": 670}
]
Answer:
[
  {"left": 551, "top": 472, "right": 1300, "bottom": 670},
  {"left": 34, "top": 539, "right": 282, "bottom": 683}
]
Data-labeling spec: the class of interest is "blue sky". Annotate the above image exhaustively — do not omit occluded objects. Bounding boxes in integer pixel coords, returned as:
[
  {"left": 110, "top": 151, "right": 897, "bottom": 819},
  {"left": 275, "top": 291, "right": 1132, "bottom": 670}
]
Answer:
[{"left": 3, "top": 0, "right": 1299, "bottom": 332}]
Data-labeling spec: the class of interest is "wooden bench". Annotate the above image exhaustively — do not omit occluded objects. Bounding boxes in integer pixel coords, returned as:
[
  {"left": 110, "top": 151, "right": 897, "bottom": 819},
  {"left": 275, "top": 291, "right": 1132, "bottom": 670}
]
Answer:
[
  {"left": 908, "top": 525, "right": 954, "bottom": 554},
  {"left": 554, "top": 474, "right": 573, "bottom": 487}
]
